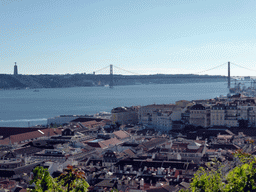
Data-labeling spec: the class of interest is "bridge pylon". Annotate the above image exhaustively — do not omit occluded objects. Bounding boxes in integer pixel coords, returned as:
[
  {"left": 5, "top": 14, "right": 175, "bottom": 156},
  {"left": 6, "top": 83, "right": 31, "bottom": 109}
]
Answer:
[
  {"left": 228, "top": 61, "right": 230, "bottom": 89},
  {"left": 110, "top": 64, "right": 113, "bottom": 88}
]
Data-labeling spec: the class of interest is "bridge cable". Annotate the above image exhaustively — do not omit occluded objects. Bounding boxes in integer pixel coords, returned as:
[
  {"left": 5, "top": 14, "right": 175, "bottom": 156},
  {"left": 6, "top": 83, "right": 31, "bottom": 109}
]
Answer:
[
  {"left": 231, "top": 62, "right": 256, "bottom": 73},
  {"left": 196, "top": 62, "right": 227, "bottom": 74},
  {"left": 94, "top": 65, "right": 110, "bottom": 74},
  {"left": 113, "top": 65, "right": 141, "bottom": 75}
]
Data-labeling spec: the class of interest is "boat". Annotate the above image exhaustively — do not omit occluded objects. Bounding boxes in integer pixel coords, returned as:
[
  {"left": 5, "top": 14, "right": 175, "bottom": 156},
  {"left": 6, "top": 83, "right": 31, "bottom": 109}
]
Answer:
[{"left": 33, "top": 90, "right": 39, "bottom": 92}]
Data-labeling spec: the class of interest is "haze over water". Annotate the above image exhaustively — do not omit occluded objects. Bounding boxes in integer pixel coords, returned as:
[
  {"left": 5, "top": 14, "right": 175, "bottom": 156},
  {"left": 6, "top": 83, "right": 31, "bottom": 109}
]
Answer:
[{"left": 0, "top": 82, "right": 228, "bottom": 127}]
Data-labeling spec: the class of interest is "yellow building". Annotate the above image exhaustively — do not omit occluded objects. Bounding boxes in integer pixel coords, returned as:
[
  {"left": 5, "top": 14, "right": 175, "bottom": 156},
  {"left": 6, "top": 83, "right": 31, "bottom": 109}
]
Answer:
[{"left": 211, "top": 103, "right": 238, "bottom": 127}]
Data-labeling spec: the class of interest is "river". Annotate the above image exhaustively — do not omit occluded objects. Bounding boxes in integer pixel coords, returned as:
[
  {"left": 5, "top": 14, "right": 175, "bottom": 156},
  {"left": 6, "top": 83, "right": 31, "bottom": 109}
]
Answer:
[{"left": 0, "top": 82, "right": 228, "bottom": 127}]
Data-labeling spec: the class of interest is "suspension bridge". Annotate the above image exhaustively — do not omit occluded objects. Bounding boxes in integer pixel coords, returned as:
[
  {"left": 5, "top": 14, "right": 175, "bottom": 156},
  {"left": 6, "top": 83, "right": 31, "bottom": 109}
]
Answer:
[{"left": 91, "top": 62, "right": 256, "bottom": 89}]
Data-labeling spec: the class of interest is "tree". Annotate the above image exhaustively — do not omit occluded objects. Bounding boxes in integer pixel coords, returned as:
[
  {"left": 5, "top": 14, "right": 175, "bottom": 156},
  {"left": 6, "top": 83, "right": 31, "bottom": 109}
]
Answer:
[
  {"left": 28, "top": 166, "right": 89, "bottom": 192},
  {"left": 225, "top": 162, "right": 256, "bottom": 192},
  {"left": 29, "top": 166, "right": 60, "bottom": 192},
  {"left": 180, "top": 151, "right": 256, "bottom": 192},
  {"left": 57, "top": 165, "right": 89, "bottom": 192},
  {"left": 189, "top": 161, "right": 224, "bottom": 192}
]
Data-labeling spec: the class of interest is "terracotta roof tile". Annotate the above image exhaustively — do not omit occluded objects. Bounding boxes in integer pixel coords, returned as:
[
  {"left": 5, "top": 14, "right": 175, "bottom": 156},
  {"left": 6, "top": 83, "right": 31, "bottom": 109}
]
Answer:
[
  {"left": 0, "top": 128, "right": 61, "bottom": 144},
  {"left": 0, "top": 127, "right": 48, "bottom": 139},
  {"left": 113, "top": 130, "right": 130, "bottom": 139},
  {"left": 80, "top": 120, "right": 106, "bottom": 128},
  {"left": 99, "top": 138, "right": 122, "bottom": 148}
]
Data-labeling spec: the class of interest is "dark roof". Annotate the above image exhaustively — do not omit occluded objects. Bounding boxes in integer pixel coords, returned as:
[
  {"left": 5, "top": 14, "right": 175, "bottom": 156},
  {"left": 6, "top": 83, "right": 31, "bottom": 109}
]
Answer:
[
  {"left": 14, "top": 161, "right": 43, "bottom": 175},
  {"left": 138, "top": 138, "right": 168, "bottom": 150},
  {"left": 147, "top": 185, "right": 179, "bottom": 192},
  {"left": 14, "top": 146, "right": 44, "bottom": 156},
  {"left": 94, "top": 179, "right": 116, "bottom": 188},
  {"left": 71, "top": 117, "right": 104, "bottom": 123},
  {"left": 190, "top": 104, "right": 206, "bottom": 110},
  {"left": 0, "top": 170, "right": 15, "bottom": 178},
  {"left": 179, "top": 182, "right": 190, "bottom": 189},
  {"left": 116, "top": 159, "right": 200, "bottom": 170},
  {"left": 1, "top": 151, "right": 16, "bottom": 159},
  {"left": 209, "top": 144, "right": 240, "bottom": 150},
  {"left": 14, "top": 187, "right": 26, "bottom": 192},
  {"left": 190, "top": 129, "right": 233, "bottom": 138},
  {"left": 0, "top": 127, "right": 48, "bottom": 139},
  {"left": 212, "top": 103, "right": 237, "bottom": 110}
]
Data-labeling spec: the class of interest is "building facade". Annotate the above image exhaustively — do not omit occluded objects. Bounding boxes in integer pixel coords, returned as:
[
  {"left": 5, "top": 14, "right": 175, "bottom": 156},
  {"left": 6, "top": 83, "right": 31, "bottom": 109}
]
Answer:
[
  {"left": 111, "top": 106, "right": 138, "bottom": 125},
  {"left": 189, "top": 104, "right": 210, "bottom": 128}
]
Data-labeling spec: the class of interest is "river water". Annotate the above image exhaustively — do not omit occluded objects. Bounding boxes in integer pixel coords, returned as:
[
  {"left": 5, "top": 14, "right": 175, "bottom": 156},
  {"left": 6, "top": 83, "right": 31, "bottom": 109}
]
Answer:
[{"left": 0, "top": 82, "right": 228, "bottom": 127}]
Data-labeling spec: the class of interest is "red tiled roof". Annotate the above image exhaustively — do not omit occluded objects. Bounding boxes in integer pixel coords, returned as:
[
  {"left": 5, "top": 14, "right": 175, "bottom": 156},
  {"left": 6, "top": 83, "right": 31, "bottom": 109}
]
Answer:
[
  {"left": 113, "top": 130, "right": 130, "bottom": 139},
  {"left": 0, "top": 128, "right": 61, "bottom": 144},
  {"left": 120, "top": 148, "right": 136, "bottom": 158},
  {"left": 139, "top": 138, "right": 168, "bottom": 150},
  {"left": 99, "top": 138, "right": 122, "bottom": 148},
  {"left": 0, "top": 127, "right": 48, "bottom": 139},
  {"left": 80, "top": 120, "right": 106, "bottom": 128}
]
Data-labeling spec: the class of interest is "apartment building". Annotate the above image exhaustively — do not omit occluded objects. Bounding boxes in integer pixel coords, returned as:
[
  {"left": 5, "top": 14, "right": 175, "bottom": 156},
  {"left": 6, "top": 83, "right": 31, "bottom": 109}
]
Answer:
[
  {"left": 189, "top": 104, "right": 210, "bottom": 128},
  {"left": 151, "top": 109, "right": 183, "bottom": 131},
  {"left": 237, "top": 104, "right": 256, "bottom": 126},
  {"left": 111, "top": 106, "right": 138, "bottom": 125},
  {"left": 139, "top": 104, "right": 183, "bottom": 128},
  {"left": 139, "top": 104, "right": 174, "bottom": 124},
  {"left": 211, "top": 103, "right": 238, "bottom": 127},
  {"left": 152, "top": 110, "right": 172, "bottom": 131}
]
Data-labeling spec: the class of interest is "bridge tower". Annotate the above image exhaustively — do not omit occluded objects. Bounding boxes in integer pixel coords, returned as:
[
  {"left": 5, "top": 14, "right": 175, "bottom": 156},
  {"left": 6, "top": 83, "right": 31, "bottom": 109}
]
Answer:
[
  {"left": 14, "top": 62, "right": 18, "bottom": 75},
  {"left": 228, "top": 61, "right": 230, "bottom": 89},
  {"left": 110, "top": 64, "right": 113, "bottom": 88}
]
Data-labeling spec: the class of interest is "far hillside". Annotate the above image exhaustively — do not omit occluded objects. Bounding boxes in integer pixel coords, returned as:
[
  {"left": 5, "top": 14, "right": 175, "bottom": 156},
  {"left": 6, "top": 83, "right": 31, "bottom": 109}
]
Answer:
[{"left": 0, "top": 73, "right": 227, "bottom": 89}]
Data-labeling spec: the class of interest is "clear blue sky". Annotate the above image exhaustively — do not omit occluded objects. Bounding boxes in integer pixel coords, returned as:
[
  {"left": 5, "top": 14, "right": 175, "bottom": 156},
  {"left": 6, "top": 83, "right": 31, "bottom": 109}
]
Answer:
[{"left": 1, "top": 0, "right": 256, "bottom": 76}]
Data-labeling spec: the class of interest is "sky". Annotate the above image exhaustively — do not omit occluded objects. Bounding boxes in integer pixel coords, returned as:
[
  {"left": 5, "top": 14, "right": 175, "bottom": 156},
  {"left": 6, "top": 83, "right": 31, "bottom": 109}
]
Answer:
[{"left": 1, "top": 0, "right": 256, "bottom": 76}]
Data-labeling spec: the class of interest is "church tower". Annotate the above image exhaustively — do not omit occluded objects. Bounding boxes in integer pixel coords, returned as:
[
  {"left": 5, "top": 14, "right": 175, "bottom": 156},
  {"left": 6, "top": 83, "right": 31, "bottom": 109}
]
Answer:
[{"left": 14, "top": 62, "right": 18, "bottom": 75}]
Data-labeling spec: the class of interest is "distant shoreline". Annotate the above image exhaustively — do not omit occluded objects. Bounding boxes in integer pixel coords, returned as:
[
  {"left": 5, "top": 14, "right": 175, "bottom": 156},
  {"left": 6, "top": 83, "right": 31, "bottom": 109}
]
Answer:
[{"left": 0, "top": 73, "right": 226, "bottom": 90}]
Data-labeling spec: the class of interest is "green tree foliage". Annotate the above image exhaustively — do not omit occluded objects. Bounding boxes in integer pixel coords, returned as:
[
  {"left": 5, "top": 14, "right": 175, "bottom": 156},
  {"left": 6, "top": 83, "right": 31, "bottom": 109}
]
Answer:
[
  {"left": 189, "top": 167, "right": 224, "bottom": 192},
  {"left": 57, "top": 165, "right": 89, "bottom": 192},
  {"left": 28, "top": 165, "right": 89, "bottom": 192},
  {"left": 225, "top": 162, "right": 256, "bottom": 192},
  {"left": 181, "top": 150, "right": 256, "bottom": 192},
  {"left": 29, "top": 166, "right": 60, "bottom": 192}
]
